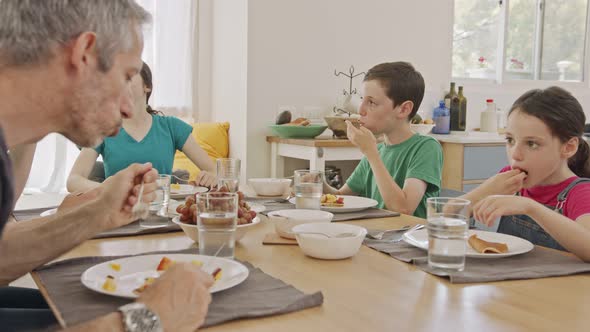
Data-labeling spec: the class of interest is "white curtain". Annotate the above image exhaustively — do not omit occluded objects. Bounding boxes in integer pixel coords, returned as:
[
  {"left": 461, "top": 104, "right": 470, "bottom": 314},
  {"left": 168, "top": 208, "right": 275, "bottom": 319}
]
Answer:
[
  {"left": 137, "top": 0, "right": 197, "bottom": 122},
  {"left": 24, "top": 1, "right": 198, "bottom": 193}
]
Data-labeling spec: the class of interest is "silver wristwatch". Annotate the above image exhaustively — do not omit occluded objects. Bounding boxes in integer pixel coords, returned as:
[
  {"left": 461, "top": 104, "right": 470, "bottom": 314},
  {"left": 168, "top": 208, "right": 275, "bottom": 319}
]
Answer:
[{"left": 118, "top": 302, "right": 163, "bottom": 332}]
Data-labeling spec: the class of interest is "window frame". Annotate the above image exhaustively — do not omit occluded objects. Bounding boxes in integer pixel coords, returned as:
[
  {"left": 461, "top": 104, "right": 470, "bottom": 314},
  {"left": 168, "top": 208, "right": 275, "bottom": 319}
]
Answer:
[{"left": 452, "top": 0, "right": 590, "bottom": 88}]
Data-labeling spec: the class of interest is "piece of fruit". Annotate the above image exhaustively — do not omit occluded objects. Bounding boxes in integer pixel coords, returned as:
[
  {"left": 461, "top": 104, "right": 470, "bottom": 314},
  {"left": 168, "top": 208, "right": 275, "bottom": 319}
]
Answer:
[
  {"left": 410, "top": 114, "right": 422, "bottom": 124},
  {"left": 156, "top": 257, "right": 174, "bottom": 271},
  {"left": 109, "top": 263, "right": 121, "bottom": 272},
  {"left": 102, "top": 275, "right": 117, "bottom": 292},
  {"left": 171, "top": 183, "right": 181, "bottom": 191},
  {"left": 211, "top": 267, "right": 222, "bottom": 281}
]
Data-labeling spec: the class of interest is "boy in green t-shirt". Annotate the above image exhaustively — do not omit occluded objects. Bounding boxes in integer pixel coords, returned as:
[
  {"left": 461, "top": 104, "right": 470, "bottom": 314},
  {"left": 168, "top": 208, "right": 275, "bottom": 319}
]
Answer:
[{"left": 324, "top": 62, "right": 443, "bottom": 218}]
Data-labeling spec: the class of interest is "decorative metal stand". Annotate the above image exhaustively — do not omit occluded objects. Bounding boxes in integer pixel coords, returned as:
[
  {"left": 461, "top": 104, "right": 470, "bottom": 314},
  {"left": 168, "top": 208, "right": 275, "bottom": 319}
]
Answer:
[{"left": 334, "top": 65, "right": 366, "bottom": 96}]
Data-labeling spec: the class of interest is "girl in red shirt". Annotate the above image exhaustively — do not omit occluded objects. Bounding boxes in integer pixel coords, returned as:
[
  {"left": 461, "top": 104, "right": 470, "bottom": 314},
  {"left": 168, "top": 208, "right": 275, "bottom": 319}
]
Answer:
[{"left": 464, "top": 86, "right": 590, "bottom": 261}]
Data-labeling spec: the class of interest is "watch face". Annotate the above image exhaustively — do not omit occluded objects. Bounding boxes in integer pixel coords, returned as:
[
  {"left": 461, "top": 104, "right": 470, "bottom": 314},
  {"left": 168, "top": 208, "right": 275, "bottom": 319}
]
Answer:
[{"left": 121, "top": 303, "right": 163, "bottom": 332}]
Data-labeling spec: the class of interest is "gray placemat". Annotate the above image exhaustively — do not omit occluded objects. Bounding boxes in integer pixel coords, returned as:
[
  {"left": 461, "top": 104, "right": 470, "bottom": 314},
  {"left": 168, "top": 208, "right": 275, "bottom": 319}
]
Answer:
[
  {"left": 364, "top": 231, "right": 590, "bottom": 283},
  {"left": 259, "top": 202, "right": 400, "bottom": 221},
  {"left": 13, "top": 210, "right": 181, "bottom": 239},
  {"left": 92, "top": 218, "right": 182, "bottom": 239},
  {"left": 12, "top": 207, "right": 58, "bottom": 221},
  {"left": 34, "top": 248, "right": 323, "bottom": 328}
]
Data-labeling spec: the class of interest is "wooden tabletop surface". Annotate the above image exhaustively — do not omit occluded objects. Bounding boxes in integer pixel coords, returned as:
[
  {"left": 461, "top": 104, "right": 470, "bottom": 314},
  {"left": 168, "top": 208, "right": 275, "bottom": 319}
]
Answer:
[
  {"left": 34, "top": 214, "right": 590, "bottom": 331},
  {"left": 266, "top": 136, "right": 355, "bottom": 148}
]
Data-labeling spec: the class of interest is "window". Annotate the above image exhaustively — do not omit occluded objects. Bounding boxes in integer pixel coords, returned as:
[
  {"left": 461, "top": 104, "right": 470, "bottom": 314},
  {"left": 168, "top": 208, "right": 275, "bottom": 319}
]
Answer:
[{"left": 453, "top": 0, "right": 590, "bottom": 82}]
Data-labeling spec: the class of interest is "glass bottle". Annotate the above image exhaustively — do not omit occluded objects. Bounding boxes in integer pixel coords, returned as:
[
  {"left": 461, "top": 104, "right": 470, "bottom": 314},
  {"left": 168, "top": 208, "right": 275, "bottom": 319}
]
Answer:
[
  {"left": 444, "top": 82, "right": 456, "bottom": 109},
  {"left": 450, "top": 85, "right": 461, "bottom": 131},
  {"left": 457, "top": 86, "right": 467, "bottom": 131},
  {"left": 432, "top": 101, "right": 450, "bottom": 134}
]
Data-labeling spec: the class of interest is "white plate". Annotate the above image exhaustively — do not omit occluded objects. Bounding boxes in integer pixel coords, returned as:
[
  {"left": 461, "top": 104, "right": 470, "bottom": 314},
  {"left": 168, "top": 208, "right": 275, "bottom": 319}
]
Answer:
[
  {"left": 170, "top": 185, "right": 208, "bottom": 199},
  {"left": 402, "top": 229, "right": 534, "bottom": 258},
  {"left": 167, "top": 199, "right": 181, "bottom": 217},
  {"left": 81, "top": 254, "right": 249, "bottom": 299},
  {"left": 247, "top": 203, "right": 266, "bottom": 213},
  {"left": 172, "top": 215, "right": 261, "bottom": 242},
  {"left": 288, "top": 195, "right": 378, "bottom": 213},
  {"left": 40, "top": 208, "right": 58, "bottom": 217}
]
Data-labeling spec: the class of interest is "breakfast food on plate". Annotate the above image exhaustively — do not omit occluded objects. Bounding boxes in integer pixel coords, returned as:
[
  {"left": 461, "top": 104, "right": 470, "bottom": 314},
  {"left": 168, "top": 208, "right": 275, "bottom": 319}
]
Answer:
[
  {"left": 132, "top": 262, "right": 222, "bottom": 295},
  {"left": 468, "top": 234, "right": 509, "bottom": 254},
  {"left": 171, "top": 183, "right": 182, "bottom": 191},
  {"left": 156, "top": 256, "right": 174, "bottom": 271},
  {"left": 133, "top": 277, "right": 156, "bottom": 295},
  {"left": 176, "top": 187, "right": 257, "bottom": 225},
  {"left": 109, "top": 263, "right": 121, "bottom": 271},
  {"left": 211, "top": 267, "right": 222, "bottom": 281},
  {"left": 102, "top": 275, "right": 117, "bottom": 292},
  {"left": 321, "top": 194, "right": 344, "bottom": 207},
  {"left": 283, "top": 117, "right": 310, "bottom": 126}
]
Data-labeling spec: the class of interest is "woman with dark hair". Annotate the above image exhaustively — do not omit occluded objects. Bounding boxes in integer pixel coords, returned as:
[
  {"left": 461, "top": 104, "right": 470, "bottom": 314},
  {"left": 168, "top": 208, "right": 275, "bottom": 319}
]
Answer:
[
  {"left": 67, "top": 62, "right": 216, "bottom": 192},
  {"left": 462, "top": 86, "right": 590, "bottom": 261}
]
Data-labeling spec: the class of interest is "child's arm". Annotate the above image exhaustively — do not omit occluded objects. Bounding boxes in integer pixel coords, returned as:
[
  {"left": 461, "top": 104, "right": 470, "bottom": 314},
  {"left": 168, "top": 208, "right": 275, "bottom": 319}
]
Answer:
[
  {"left": 345, "top": 122, "right": 424, "bottom": 214},
  {"left": 365, "top": 150, "right": 425, "bottom": 214},
  {"left": 473, "top": 195, "right": 590, "bottom": 262},
  {"left": 180, "top": 135, "right": 216, "bottom": 187},
  {"left": 461, "top": 169, "right": 527, "bottom": 215},
  {"left": 67, "top": 148, "right": 101, "bottom": 193},
  {"left": 323, "top": 181, "right": 355, "bottom": 196}
]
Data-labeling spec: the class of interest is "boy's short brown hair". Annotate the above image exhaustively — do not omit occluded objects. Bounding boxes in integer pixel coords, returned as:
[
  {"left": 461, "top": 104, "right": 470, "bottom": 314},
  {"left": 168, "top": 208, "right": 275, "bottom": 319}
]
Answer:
[{"left": 363, "top": 62, "right": 425, "bottom": 119}]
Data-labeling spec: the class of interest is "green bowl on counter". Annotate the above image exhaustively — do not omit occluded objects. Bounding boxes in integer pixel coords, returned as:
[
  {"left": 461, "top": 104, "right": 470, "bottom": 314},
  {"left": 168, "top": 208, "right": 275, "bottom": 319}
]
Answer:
[{"left": 269, "top": 124, "right": 328, "bottom": 139}]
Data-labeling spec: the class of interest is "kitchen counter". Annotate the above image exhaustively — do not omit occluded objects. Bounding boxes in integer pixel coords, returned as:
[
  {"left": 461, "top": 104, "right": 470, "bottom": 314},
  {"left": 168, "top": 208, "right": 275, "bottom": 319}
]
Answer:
[{"left": 429, "top": 132, "right": 506, "bottom": 144}]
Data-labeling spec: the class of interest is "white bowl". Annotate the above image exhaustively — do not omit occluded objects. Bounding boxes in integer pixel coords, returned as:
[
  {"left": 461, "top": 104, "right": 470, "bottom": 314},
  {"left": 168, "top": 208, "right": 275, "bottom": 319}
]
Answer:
[
  {"left": 410, "top": 123, "right": 435, "bottom": 135},
  {"left": 247, "top": 178, "right": 292, "bottom": 196},
  {"left": 267, "top": 209, "right": 333, "bottom": 239},
  {"left": 171, "top": 216, "right": 261, "bottom": 242},
  {"left": 292, "top": 223, "right": 367, "bottom": 260}
]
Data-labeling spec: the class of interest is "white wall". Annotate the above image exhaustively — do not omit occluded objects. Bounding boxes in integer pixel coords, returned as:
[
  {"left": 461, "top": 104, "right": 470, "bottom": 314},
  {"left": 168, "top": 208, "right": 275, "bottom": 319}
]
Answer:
[
  {"left": 204, "top": 0, "right": 590, "bottom": 180},
  {"left": 244, "top": 0, "right": 454, "bottom": 179},
  {"left": 209, "top": 0, "right": 248, "bottom": 180}
]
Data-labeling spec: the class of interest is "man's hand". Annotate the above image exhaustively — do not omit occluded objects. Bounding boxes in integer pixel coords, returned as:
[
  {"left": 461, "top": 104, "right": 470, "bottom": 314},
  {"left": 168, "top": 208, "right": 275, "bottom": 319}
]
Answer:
[
  {"left": 94, "top": 163, "right": 159, "bottom": 230},
  {"left": 137, "top": 263, "right": 214, "bottom": 332},
  {"left": 346, "top": 120, "right": 378, "bottom": 156}
]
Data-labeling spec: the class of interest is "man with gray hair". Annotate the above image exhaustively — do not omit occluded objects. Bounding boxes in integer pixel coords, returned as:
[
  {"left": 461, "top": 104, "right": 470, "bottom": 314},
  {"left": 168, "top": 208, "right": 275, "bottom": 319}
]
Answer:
[{"left": 0, "top": 1, "right": 212, "bottom": 331}]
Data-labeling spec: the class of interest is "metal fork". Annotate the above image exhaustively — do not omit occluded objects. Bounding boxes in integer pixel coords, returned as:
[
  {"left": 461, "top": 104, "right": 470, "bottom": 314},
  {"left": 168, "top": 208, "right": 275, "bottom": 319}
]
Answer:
[
  {"left": 366, "top": 225, "right": 412, "bottom": 240},
  {"left": 389, "top": 224, "right": 425, "bottom": 242}
]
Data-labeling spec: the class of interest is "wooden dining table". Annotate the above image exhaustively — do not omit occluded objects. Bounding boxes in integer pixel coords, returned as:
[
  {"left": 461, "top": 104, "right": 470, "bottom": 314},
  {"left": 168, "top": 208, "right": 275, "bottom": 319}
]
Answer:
[{"left": 32, "top": 214, "right": 590, "bottom": 331}]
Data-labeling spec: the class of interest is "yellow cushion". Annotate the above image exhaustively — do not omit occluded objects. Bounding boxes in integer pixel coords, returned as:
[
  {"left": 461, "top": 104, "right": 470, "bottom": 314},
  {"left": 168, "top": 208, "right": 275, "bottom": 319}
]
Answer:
[{"left": 173, "top": 122, "right": 230, "bottom": 180}]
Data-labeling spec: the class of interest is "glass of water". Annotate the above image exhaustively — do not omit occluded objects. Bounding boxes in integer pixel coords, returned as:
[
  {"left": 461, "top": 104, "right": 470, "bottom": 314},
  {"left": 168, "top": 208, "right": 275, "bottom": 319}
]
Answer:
[
  {"left": 294, "top": 169, "right": 323, "bottom": 210},
  {"left": 140, "top": 174, "right": 171, "bottom": 228},
  {"left": 216, "top": 158, "right": 241, "bottom": 192},
  {"left": 426, "top": 197, "right": 470, "bottom": 272},
  {"left": 196, "top": 192, "right": 238, "bottom": 259}
]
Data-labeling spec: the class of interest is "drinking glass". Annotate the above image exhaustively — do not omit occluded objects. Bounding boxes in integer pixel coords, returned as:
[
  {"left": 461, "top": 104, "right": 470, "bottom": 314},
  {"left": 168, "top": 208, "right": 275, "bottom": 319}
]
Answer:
[
  {"left": 140, "top": 174, "right": 171, "bottom": 228},
  {"left": 426, "top": 197, "right": 470, "bottom": 272},
  {"left": 196, "top": 192, "right": 238, "bottom": 259},
  {"left": 216, "top": 158, "right": 241, "bottom": 192},
  {"left": 294, "top": 170, "right": 323, "bottom": 210}
]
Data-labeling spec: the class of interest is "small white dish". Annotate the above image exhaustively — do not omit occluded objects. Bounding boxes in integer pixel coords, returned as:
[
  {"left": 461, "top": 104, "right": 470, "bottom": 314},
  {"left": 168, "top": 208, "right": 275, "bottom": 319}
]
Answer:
[
  {"left": 288, "top": 195, "right": 378, "bottom": 213},
  {"left": 170, "top": 184, "right": 208, "bottom": 199},
  {"left": 402, "top": 229, "right": 534, "bottom": 258},
  {"left": 172, "top": 216, "right": 261, "bottom": 242},
  {"left": 248, "top": 178, "right": 292, "bottom": 196},
  {"left": 267, "top": 209, "right": 333, "bottom": 239},
  {"left": 81, "top": 254, "right": 249, "bottom": 299},
  {"left": 40, "top": 208, "right": 58, "bottom": 217},
  {"left": 292, "top": 223, "right": 367, "bottom": 260},
  {"left": 247, "top": 203, "right": 266, "bottom": 213}
]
